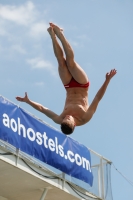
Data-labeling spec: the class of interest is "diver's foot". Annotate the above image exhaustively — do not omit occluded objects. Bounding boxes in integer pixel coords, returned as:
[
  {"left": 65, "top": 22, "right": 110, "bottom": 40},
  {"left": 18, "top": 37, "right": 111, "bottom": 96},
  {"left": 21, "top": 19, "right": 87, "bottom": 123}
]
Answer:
[
  {"left": 49, "top": 22, "right": 63, "bottom": 38},
  {"left": 47, "top": 26, "right": 56, "bottom": 38}
]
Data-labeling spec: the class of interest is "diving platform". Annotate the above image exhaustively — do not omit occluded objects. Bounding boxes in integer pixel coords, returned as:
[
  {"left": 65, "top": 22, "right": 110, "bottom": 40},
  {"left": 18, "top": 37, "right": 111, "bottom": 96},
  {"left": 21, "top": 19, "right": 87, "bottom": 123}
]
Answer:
[{"left": 0, "top": 96, "right": 113, "bottom": 200}]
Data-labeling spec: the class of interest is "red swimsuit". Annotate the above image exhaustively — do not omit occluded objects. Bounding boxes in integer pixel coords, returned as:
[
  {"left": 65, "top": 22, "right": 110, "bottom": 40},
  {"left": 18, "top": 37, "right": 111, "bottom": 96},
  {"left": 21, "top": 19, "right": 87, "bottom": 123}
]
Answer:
[{"left": 64, "top": 78, "right": 90, "bottom": 89}]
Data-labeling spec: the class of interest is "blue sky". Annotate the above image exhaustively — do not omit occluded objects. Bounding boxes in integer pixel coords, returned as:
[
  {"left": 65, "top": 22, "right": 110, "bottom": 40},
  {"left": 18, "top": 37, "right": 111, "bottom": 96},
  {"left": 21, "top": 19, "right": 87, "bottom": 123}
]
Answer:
[{"left": 0, "top": 0, "right": 133, "bottom": 199}]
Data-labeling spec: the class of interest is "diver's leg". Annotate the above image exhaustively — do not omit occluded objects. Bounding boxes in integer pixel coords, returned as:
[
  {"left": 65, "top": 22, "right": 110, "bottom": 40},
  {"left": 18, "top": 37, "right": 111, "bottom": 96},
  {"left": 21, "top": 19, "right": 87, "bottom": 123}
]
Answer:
[
  {"left": 47, "top": 26, "right": 72, "bottom": 85},
  {"left": 50, "top": 23, "right": 88, "bottom": 84}
]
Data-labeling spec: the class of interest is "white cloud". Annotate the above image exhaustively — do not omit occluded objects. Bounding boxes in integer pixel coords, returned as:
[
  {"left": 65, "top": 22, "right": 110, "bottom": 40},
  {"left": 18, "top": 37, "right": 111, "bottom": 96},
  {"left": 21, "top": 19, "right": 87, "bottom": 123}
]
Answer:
[
  {"left": 0, "top": 25, "right": 7, "bottom": 36},
  {"left": 0, "top": 2, "right": 49, "bottom": 41},
  {"left": 0, "top": 1, "right": 50, "bottom": 62},
  {"left": 69, "top": 39, "right": 79, "bottom": 47},
  {"left": 0, "top": 20, "right": 8, "bottom": 36},
  {"left": 0, "top": 28, "right": 6, "bottom": 36},
  {"left": 27, "top": 57, "right": 52, "bottom": 69},
  {"left": 11, "top": 44, "right": 26, "bottom": 54},
  {"left": 35, "top": 81, "right": 45, "bottom": 86},
  {"left": 69, "top": 34, "right": 91, "bottom": 48},
  {"left": 27, "top": 57, "right": 57, "bottom": 76},
  {"left": 29, "top": 22, "right": 48, "bottom": 38},
  {"left": 77, "top": 34, "right": 90, "bottom": 40},
  {"left": 0, "top": 1, "right": 36, "bottom": 26}
]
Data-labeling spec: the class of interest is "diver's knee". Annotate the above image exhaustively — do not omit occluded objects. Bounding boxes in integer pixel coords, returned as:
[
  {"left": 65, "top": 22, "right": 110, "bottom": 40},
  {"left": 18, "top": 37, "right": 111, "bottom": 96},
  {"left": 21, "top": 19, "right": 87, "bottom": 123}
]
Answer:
[
  {"left": 58, "top": 57, "right": 66, "bottom": 66},
  {"left": 66, "top": 58, "right": 75, "bottom": 69}
]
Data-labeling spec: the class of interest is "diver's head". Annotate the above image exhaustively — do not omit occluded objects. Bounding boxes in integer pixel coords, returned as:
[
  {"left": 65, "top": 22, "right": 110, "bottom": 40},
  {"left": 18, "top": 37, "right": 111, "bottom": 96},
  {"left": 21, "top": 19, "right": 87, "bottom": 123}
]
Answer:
[{"left": 61, "top": 115, "right": 76, "bottom": 135}]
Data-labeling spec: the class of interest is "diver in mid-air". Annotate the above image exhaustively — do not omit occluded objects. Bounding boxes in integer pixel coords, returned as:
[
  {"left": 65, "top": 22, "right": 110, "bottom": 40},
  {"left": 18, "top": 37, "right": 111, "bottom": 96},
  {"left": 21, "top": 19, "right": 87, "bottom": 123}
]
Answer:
[{"left": 16, "top": 22, "right": 117, "bottom": 135}]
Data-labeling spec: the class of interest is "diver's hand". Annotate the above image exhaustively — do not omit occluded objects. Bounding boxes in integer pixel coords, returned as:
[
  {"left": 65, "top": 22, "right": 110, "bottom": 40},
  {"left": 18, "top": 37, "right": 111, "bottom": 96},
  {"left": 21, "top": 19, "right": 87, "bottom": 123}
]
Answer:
[
  {"left": 106, "top": 69, "right": 117, "bottom": 81},
  {"left": 16, "top": 92, "right": 29, "bottom": 103}
]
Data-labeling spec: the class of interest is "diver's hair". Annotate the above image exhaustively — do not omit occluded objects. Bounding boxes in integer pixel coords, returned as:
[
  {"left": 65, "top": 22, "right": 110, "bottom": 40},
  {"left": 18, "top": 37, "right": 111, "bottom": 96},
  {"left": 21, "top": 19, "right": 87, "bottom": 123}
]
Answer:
[{"left": 61, "top": 122, "right": 75, "bottom": 135}]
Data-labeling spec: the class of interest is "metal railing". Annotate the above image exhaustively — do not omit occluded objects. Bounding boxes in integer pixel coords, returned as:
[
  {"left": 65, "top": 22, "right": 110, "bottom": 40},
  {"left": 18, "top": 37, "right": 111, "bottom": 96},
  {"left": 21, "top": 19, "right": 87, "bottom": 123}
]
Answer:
[{"left": 0, "top": 139, "right": 113, "bottom": 200}]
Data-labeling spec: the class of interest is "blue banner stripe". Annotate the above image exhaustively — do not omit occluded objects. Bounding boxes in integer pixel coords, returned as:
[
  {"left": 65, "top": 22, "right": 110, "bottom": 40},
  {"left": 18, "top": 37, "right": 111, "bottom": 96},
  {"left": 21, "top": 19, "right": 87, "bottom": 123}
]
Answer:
[{"left": 0, "top": 96, "right": 93, "bottom": 186}]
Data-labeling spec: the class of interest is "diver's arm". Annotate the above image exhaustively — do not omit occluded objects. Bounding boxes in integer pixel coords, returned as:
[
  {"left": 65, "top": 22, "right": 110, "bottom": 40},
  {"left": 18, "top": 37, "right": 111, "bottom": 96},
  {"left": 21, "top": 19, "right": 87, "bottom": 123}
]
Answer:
[
  {"left": 84, "top": 69, "right": 117, "bottom": 123},
  {"left": 16, "top": 92, "right": 61, "bottom": 124}
]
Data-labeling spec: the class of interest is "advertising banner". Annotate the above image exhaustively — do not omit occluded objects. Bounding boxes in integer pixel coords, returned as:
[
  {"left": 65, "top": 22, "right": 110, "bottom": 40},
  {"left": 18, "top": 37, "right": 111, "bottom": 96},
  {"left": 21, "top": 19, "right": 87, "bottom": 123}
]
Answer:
[{"left": 0, "top": 96, "right": 93, "bottom": 186}]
